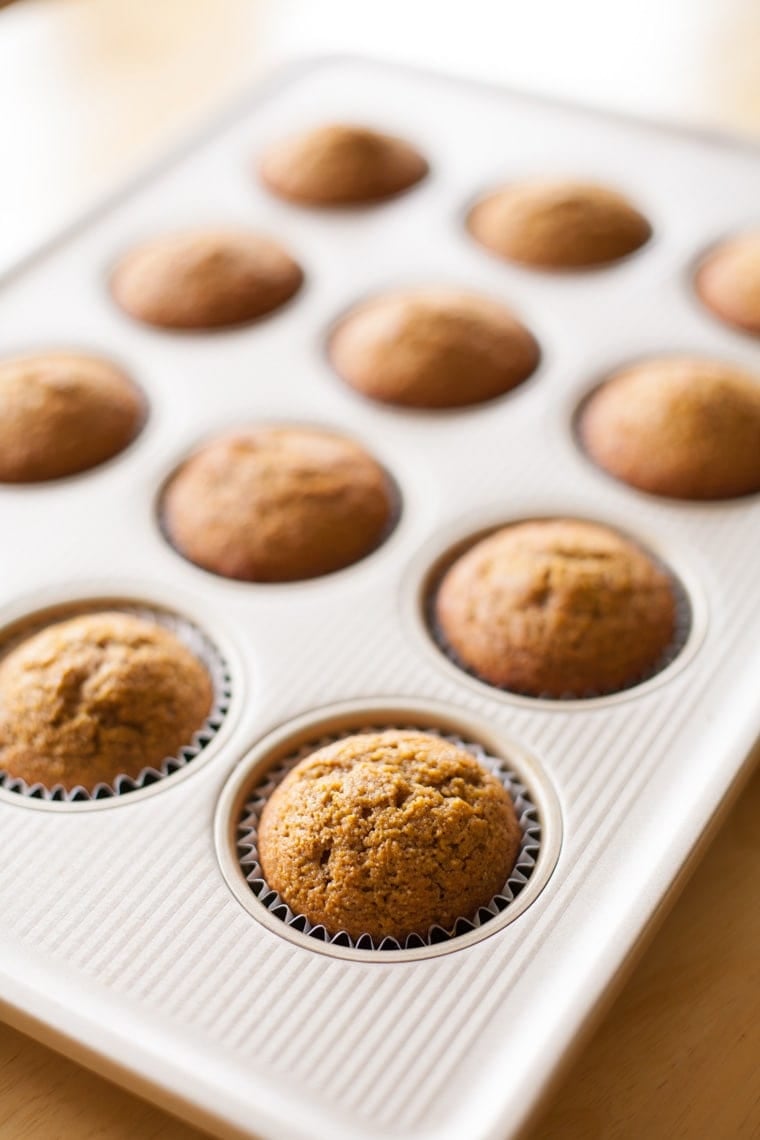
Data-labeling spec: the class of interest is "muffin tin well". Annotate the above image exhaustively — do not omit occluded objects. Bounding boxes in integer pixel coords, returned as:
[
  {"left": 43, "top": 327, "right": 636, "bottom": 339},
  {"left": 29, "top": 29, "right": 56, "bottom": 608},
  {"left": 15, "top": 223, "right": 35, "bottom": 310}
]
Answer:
[
  {"left": 215, "top": 699, "right": 560, "bottom": 962},
  {"left": 0, "top": 57, "right": 758, "bottom": 1140},
  {"left": 403, "top": 507, "right": 706, "bottom": 711},
  {"left": 0, "top": 590, "right": 238, "bottom": 809}
]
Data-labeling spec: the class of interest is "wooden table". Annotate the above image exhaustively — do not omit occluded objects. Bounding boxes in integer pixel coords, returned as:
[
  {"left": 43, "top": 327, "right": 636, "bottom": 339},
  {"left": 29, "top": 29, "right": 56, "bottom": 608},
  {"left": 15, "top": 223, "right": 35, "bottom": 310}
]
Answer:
[{"left": 0, "top": 2, "right": 758, "bottom": 1137}]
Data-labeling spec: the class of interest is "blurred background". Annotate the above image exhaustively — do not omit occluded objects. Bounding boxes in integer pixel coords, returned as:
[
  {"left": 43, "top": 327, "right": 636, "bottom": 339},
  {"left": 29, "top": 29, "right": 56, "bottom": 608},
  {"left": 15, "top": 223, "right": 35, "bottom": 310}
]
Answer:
[{"left": 1, "top": 0, "right": 760, "bottom": 272}]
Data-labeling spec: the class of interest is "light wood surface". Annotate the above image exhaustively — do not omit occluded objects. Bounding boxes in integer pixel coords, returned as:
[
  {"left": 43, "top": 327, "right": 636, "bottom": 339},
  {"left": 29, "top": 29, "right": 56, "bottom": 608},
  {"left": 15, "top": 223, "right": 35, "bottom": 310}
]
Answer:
[{"left": 0, "top": 2, "right": 758, "bottom": 1138}]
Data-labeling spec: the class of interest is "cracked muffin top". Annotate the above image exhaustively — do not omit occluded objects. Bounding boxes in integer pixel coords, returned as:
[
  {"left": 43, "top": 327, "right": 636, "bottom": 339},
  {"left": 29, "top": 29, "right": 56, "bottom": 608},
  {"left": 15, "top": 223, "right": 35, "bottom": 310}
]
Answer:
[
  {"left": 257, "top": 730, "right": 521, "bottom": 942},
  {"left": 161, "top": 425, "right": 396, "bottom": 582},
  {"left": 579, "top": 356, "right": 760, "bottom": 500},
  {"left": 0, "top": 611, "right": 213, "bottom": 791},
  {"left": 258, "top": 123, "right": 428, "bottom": 206},
  {"left": 328, "top": 287, "right": 539, "bottom": 409},
  {"left": 467, "top": 180, "right": 652, "bottom": 269},
  {"left": 110, "top": 227, "right": 303, "bottom": 330},
  {"left": 695, "top": 231, "right": 760, "bottom": 336},
  {"left": 0, "top": 351, "right": 145, "bottom": 483},
  {"left": 435, "top": 519, "right": 677, "bottom": 698}
]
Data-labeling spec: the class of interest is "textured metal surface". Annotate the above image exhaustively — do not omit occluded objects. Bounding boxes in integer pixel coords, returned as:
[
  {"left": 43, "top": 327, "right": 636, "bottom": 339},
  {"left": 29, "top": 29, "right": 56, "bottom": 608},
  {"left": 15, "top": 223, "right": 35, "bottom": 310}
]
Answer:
[{"left": 0, "top": 57, "right": 758, "bottom": 1140}]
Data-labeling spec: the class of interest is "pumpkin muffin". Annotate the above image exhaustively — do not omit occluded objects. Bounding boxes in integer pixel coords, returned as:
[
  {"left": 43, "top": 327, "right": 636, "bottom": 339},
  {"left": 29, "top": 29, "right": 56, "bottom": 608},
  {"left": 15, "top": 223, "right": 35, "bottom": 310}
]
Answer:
[
  {"left": 258, "top": 123, "right": 428, "bottom": 206},
  {"left": 0, "top": 611, "right": 213, "bottom": 790},
  {"left": 162, "top": 425, "right": 396, "bottom": 582},
  {"left": 0, "top": 351, "right": 145, "bottom": 483},
  {"left": 110, "top": 228, "right": 303, "bottom": 330},
  {"left": 695, "top": 231, "right": 760, "bottom": 335},
  {"left": 257, "top": 730, "right": 521, "bottom": 942},
  {"left": 329, "top": 287, "right": 539, "bottom": 409},
  {"left": 467, "top": 180, "right": 652, "bottom": 269},
  {"left": 435, "top": 519, "right": 677, "bottom": 698},
  {"left": 579, "top": 356, "right": 760, "bottom": 500}
]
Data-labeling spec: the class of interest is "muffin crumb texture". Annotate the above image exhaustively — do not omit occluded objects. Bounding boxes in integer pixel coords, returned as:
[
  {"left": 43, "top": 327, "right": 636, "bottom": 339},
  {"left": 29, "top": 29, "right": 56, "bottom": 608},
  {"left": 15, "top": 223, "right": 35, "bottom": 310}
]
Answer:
[
  {"left": 467, "top": 180, "right": 651, "bottom": 269},
  {"left": 111, "top": 228, "right": 303, "bottom": 330},
  {"left": 259, "top": 123, "right": 428, "bottom": 206},
  {"left": 257, "top": 730, "right": 521, "bottom": 941},
  {"left": 579, "top": 356, "right": 760, "bottom": 500},
  {"left": 695, "top": 231, "right": 760, "bottom": 335},
  {"left": 435, "top": 519, "right": 677, "bottom": 698},
  {"left": 162, "top": 426, "right": 395, "bottom": 582},
  {"left": 0, "top": 612, "right": 213, "bottom": 791},
  {"left": 0, "top": 352, "right": 145, "bottom": 483},
  {"left": 329, "top": 287, "right": 539, "bottom": 408}
]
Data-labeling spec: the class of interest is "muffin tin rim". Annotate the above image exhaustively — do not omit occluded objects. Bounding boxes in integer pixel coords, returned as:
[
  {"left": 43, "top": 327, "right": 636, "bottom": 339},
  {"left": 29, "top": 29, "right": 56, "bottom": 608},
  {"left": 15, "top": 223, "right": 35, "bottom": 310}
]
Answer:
[
  {"left": 402, "top": 504, "right": 708, "bottom": 711},
  {"left": 0, "top": 580, "right": 245, "bottom": 813},
  {"left": 214, "top": 696, "right": 563, "bottom": 963}
]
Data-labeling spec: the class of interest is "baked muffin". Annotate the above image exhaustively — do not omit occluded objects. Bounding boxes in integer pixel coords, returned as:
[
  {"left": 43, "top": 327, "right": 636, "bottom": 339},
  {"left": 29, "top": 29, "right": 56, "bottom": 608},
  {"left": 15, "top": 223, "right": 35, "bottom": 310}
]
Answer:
[
  {"left": 435, "top": 519, "right": 677, "bottom": 698},
  {"left": 579, "top": 356, "right": 760, "bottom": 500},
  {"left": 329, "top": 287, "right": 539, "bottom": 409},
  {"left": 162, "top": 426, "right": 395, "bottom": 582},
  {"left": 257, "top": 730, "right": 521, "bottom": 941},
  {"left": 0, "top": 611, "right": 213, "bottom": 790},
  {"left": 695, "top": 232, "right": 760, "bottom": 335},
  {"left": 0, "top": 351, "right": 145, "bottom": 483},
  {"left": 467, "top": 180, "right": 652, "bottom": 269},
  {"left": 110, "top": 228, "right": 303, "bottom": 330},
  {"left": 258, "top": 123, "right": 428, "bottom": 206}
]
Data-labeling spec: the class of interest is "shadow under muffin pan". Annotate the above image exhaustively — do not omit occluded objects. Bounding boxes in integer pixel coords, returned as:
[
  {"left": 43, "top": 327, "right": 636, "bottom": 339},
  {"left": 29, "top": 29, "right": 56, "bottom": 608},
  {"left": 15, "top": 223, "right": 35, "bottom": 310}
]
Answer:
[
  {"left": 0, "top": 596, "right": 233, "bottom": 806},
  {"left": 215, "top": 700, "right": 561, "bottom": 962},
  {"left": 0, "top": 56, "right": 759, "bottom": 1140}
]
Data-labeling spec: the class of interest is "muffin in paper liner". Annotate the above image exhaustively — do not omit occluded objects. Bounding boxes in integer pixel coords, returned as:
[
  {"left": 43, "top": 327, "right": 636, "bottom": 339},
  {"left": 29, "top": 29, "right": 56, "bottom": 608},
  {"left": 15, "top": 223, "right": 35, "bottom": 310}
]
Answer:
[
  {"left": 0, "top": 604, "right": 231, "bottom": 803},
  {"left": 426, "top": 529, "right": 694, "bottom": 701},
  {"left": 236, "top": 727, "right": 541, "bottom": 952}
]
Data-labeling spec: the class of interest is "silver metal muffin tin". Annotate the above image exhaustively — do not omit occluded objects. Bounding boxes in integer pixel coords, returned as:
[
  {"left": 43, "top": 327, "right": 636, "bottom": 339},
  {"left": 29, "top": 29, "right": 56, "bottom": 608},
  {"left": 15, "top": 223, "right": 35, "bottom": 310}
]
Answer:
[{"left": 0, "top": 56, "right": 758, "bottom": 1140}]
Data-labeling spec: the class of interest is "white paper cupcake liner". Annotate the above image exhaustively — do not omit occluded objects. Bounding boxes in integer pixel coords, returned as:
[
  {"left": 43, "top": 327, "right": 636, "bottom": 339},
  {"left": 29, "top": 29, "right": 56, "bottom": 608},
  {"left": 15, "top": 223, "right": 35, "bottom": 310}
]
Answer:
[
  {"left": 236, "top": 727, "right": 541, "bottom": 952},
  {"left": 0, "top": 603, "right": 231, "bottom": 803}
]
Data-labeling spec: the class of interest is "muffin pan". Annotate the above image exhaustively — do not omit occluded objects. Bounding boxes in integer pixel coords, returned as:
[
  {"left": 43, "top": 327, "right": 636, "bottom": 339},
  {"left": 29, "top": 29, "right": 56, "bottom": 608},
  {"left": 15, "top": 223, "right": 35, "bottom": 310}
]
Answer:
[{"left": 0, "top": 56, "right": 759, "bottom": 1140}]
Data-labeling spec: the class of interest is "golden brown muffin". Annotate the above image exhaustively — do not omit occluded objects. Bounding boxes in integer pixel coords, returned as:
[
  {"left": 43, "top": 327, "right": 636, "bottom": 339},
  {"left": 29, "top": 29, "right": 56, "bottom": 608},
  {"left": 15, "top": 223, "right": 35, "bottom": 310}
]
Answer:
[
  {"left": 258, "top": 123, "right": 428, "bottom": 206},
  {"left": 258, "top": 730, "right": 521, "bottom": 941},
  {"left": 162, "top": 426, "right": 395, "bottom": 582},
  {"left": 110, "top": 228, "right": 303, "bottom": 330},
  {"left": 0, "top": 611, "right": 213, "bottom": 790},
  {"left": 328, "top": 287, "right": 540, "bottom": 409},
  {"left": 435, "top": 519, "right": 677, "bottom": 698},
  {"left": 579, "top": 356, "right": 760, "bottom": 500},
  {"left": 695, "top": 232, "right": 760, "bottom": 335},
  {"left": 0, "top": 351, "right": 145, "bottom": 483},
  {"left": 467, "top": 180, "right": 652, "bottom": 269}
]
